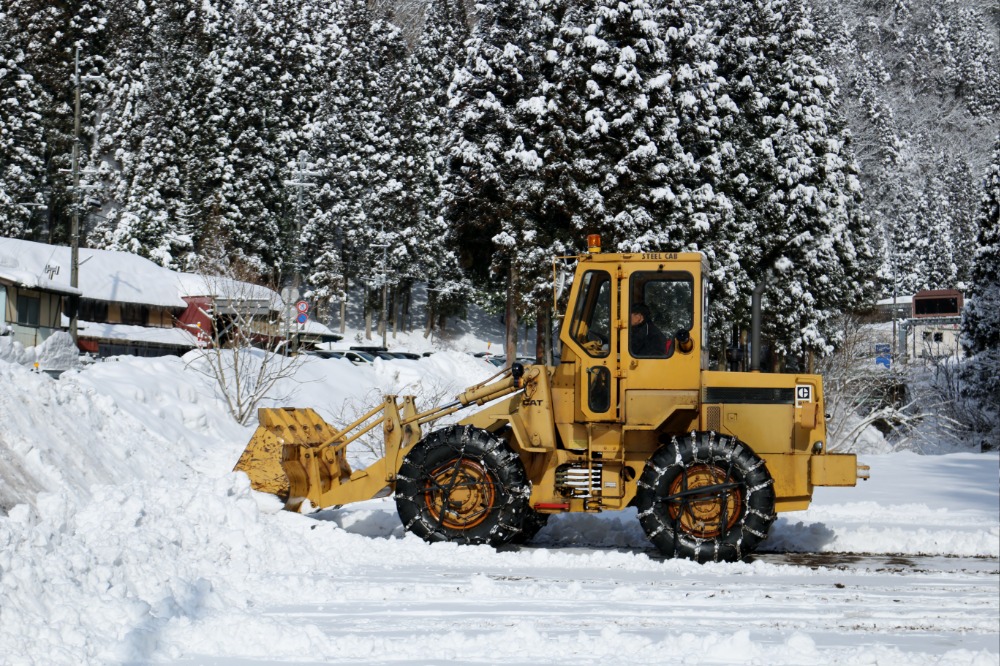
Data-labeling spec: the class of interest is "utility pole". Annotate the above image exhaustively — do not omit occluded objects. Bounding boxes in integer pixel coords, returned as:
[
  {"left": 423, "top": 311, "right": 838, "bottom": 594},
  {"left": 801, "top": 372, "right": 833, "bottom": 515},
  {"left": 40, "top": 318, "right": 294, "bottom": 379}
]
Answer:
[
  {"left": 282, "top": 151, "right": 319, "bottom": 353},
  {"left": 881, "top": 223, "right": 901, "bottom": 364},
  {"left": 370, "top": 221, "right": 390, "bottom": 349},
  {"left": 68, "top": 45, "right": 103, "bottom": 345},
  {"left": 70, "top": 48, "right": 82, "bottom": 344}
]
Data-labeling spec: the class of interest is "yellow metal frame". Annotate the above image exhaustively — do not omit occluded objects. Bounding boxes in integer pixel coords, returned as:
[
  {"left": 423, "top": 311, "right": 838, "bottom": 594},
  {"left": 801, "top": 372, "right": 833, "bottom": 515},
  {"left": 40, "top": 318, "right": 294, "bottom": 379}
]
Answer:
[{"left": 235, "top": 369, "right": 524, "bottom": 510}]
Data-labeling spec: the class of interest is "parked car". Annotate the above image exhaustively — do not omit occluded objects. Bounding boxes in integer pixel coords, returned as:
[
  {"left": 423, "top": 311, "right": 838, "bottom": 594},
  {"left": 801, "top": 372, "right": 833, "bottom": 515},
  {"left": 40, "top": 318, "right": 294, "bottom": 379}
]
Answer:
[
  {"left": 482, "top": 355, "right": 536, "bottom": 367},
  {"left": 349, "top": 345, "right": 400, "bottom": 361},
  {"left": 348, "top": 345, "right": 423, "bottom": 360},
  {"left": 308, "top": 350, "right": 375, "bottom": 365},
  {"left": 306, "top": 350, "right": 343, "bottom": 360}
]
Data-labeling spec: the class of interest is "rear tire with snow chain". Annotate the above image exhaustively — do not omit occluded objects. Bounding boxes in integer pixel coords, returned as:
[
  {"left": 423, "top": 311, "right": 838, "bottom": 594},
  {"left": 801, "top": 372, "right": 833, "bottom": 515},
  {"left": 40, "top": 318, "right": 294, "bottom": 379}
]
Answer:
[
  {"left": 635, "top": 432, "right": 776, "bottom": 563},
  {"left": 394, "top": 425, "right": 530, "bottom": 547}
]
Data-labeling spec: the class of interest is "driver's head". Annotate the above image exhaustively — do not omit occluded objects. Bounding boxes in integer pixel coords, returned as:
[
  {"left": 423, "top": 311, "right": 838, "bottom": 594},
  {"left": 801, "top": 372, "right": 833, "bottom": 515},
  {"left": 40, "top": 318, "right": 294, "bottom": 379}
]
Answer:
[{"left": 631, "top": 304, "right": 651, "bottom": 326}]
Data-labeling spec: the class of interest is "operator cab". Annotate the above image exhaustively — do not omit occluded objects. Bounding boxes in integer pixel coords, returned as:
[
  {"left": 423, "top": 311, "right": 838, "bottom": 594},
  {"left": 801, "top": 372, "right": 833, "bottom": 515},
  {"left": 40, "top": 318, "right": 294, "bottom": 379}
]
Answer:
[{"left": 556, "top": 239, "right": 709, "bottom": 428}]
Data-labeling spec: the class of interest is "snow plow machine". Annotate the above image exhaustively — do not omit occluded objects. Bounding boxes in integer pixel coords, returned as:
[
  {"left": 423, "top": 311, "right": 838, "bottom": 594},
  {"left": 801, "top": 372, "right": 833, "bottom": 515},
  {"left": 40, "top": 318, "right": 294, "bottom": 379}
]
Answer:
[{"left": 235, "top": 237, "right": 868, "bottom": 562}]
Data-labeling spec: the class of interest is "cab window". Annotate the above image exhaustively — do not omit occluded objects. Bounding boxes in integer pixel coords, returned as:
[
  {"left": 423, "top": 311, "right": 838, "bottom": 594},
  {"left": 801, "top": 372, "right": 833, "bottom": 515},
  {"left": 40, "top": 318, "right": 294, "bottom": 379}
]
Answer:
[
  {"left": 629, "top": 272, "right": 694, "bottom": 358},
  {"left": 568, "top": 270, "right": 611, "bottom": 358}
]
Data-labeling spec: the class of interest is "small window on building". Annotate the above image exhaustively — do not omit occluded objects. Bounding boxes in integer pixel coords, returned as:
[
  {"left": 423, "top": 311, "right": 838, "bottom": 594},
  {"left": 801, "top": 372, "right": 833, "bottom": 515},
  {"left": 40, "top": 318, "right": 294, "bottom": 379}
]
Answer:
[
  {"left": 77, "top": 299, "right": 109, "bottom": 322},
  {"left": 16, "top": 294, "right": 40, "bottom": 326},
  {"left": 922, "top": 331, "right": 932, "bottom": 341},
  {"left": 120, "top": 303, "right": 149, "bottom": 326},
  {"left": 933, "top": 332, "right": 943, "bottom": 343}
]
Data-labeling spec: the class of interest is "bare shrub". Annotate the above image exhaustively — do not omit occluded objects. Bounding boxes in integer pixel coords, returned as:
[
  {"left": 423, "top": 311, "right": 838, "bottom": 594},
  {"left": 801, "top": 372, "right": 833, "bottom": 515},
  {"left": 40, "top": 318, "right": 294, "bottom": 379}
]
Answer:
[
  {"left": 184, "top": 273, "right": 301, "bottom": 425},
  {"left": 820, "top": 315, "right": 992, "bottom": 452}
]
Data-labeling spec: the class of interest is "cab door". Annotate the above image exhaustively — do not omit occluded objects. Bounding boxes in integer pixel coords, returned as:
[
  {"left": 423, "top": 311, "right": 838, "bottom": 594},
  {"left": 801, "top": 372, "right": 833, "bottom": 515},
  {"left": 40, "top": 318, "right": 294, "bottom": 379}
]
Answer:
[{"left": 562, "top": 269, "right": 619, "bottom": 422}]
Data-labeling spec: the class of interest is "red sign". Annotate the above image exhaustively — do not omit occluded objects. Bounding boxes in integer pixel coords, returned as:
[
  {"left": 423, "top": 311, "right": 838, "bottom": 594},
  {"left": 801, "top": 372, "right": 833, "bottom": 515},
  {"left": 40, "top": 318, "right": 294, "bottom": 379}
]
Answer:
[{"left": 295, "top": 300, "right": 309, "bottom": 313}]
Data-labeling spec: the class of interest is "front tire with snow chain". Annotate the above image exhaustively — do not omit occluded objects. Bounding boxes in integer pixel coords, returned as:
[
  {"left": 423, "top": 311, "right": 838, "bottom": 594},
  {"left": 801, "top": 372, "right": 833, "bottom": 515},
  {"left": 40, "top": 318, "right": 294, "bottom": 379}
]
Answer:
[
  {"left": 394, "top": 425, "right": 530, "bottom": 547},
  {"left": 635, "top": 432, "right": 776, "bottom": 563}
]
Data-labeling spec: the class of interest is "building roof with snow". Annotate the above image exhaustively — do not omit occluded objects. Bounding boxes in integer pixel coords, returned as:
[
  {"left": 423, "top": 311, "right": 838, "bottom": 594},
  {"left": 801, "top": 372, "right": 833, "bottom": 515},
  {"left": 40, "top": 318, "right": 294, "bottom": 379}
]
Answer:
[
  {"left": 0, "top": 236, "right": 294, "bottom": 310},
  {"left": 0, "top": 237, "right": 187, "bottom": 308}
]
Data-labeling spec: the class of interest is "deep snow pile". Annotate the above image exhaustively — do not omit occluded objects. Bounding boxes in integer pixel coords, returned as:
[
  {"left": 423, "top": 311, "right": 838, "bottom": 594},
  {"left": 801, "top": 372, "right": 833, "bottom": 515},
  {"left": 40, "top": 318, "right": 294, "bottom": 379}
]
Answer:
[{"left": 0, "top": 346, "right": 997, "bottom": 665}]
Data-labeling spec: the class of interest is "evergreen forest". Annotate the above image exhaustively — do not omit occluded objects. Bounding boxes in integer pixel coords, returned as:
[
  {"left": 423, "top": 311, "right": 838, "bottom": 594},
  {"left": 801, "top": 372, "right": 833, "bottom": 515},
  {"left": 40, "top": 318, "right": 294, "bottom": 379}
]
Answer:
[{"left": 1, "top": 0, "right": 998, "bottom": 377}]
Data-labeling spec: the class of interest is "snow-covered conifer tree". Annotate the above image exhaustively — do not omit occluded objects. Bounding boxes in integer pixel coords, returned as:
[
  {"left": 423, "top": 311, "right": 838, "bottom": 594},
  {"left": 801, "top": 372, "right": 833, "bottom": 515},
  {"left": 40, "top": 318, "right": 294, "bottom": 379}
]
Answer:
[
  {"left": 198, "top": 2, "right": 292, "bottom": 277},
  {"left": 406, "top": 0, "right": 470, "bottom": 335},
  {"left": 5, "top": 0, "right": 104, "bottom": 244},
  {"left": 961, "top": 136, "right": 1000, "bottom": 405},
  {"left": 549, "top": 0, "right": 675, "bottom": 250},
  {"left": 710, "top": 0, "right": 876, "bottom": 363},
  {"left": 251, "top": 0, "right": 348, "bottom": 322},
  {"left": 0, "top": 8, "right": 47, "bottom": 237},
  {"left": 95, "top": 0, "right": 217, "bottom": 267},
  {"left": 307, "top": 1, "right": 412, "bottom": 335},
  {"left": 445, "top": 0, "right": 556, "bottom": 360}
]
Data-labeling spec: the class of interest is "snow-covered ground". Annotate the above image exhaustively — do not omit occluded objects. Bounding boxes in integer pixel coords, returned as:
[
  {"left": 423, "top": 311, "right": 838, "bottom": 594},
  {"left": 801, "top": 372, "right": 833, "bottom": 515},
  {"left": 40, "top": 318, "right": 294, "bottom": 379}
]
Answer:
[{"left": 1, "top": 334, "right": 997, "bottom": 665}]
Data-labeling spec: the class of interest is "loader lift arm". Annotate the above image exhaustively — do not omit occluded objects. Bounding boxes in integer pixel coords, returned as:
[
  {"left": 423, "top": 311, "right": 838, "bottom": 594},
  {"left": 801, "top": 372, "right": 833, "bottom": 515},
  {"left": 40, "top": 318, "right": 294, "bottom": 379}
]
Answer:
[{"left": 234, "top": 365, "right": 527, "bottom": 511}]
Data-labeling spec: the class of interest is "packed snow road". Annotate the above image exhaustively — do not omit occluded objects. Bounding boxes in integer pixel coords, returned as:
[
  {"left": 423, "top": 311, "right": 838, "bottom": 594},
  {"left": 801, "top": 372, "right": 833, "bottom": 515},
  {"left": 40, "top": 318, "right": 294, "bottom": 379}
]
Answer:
[
  {"left": 753, "top": 551, "right": 998, "bottom": 575},
  {"left": 211, "top": 557, "right": 998, "bottom": 664},
  {"left": 158, "top": 498, "right": 999, "bottom": 666}
]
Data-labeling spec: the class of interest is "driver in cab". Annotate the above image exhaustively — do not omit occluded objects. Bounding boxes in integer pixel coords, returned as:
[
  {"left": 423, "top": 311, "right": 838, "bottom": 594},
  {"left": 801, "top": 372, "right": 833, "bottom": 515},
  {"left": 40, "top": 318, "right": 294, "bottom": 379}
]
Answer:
[{"left": 630, "top": 303, "right": 673, "bottom": 358}]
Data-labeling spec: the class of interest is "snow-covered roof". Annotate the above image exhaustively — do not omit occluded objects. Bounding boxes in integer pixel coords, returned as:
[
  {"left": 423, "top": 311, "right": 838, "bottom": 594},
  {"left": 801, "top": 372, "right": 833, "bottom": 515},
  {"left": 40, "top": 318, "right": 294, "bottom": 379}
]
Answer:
[
  {"left": 0, "top": 237, "right": 285, "bottom": 310},
  {"left": 876, "top": 294, "right": 913, "bottom": 306},
  {"left": 0, "top": 237, "right": 186, "bottom": 307},
  {"left": 74, "top": 320, "right": 203, "bottom": 348},
  {"left": 0, "top": 238, "right": 82, "bottom": 297},
  {"left": 174, "top": 272, "right": 283, "bottom": 306}
]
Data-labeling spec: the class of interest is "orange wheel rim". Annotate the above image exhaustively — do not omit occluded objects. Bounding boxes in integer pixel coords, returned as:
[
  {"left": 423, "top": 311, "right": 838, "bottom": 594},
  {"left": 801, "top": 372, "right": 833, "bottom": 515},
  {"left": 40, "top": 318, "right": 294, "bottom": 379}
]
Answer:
[
  {"left": 424, "top": 458, "right": 495, "bottom": 530},
  {"left": 668, "top": 464, "right": 742, "bottom": 538}
]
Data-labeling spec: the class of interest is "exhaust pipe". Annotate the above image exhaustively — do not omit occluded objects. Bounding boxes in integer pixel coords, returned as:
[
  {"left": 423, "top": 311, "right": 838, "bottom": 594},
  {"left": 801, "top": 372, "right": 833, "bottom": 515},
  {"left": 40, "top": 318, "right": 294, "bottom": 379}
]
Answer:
[{"left": 751, "top": 275, "right": 767, "bottom": 372}]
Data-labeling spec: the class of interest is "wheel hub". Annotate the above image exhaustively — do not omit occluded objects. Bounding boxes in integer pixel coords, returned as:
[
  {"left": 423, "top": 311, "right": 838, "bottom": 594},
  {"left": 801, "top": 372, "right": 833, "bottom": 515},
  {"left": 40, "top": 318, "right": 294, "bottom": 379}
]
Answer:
[
  {"left": 424, "top": 458, "right": 496, "bottom": 530},
  {"left": 667, "top": 463, "right": 743, "bottom": 538}
]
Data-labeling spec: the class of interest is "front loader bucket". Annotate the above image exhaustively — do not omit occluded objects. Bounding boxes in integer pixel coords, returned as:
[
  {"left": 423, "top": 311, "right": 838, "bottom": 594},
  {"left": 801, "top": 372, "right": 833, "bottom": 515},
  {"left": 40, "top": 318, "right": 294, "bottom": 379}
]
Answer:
[{"left": 234, "top": 408, "right": 351, "bottom": 503}]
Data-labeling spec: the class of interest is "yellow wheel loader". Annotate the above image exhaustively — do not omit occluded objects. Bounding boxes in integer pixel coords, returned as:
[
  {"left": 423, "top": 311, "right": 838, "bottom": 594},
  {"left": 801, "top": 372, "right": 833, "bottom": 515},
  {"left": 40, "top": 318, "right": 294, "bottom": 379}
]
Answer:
[{"left": 235, "top": 238, "right": 868, "bottom": 562}]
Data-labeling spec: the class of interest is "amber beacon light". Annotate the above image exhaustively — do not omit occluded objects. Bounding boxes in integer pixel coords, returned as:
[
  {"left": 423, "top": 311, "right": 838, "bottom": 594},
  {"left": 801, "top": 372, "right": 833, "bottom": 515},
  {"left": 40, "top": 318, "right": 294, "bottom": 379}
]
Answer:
[{"left": 587, "top": 234, "right": 602, "bottom": 253}]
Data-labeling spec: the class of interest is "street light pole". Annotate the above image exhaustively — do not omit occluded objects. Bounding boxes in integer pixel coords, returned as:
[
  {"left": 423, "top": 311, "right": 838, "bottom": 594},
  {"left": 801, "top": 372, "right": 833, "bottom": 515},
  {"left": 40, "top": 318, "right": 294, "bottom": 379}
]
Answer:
[{"left": 369, "top": 221, "right": 390, "bottom": 349}]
